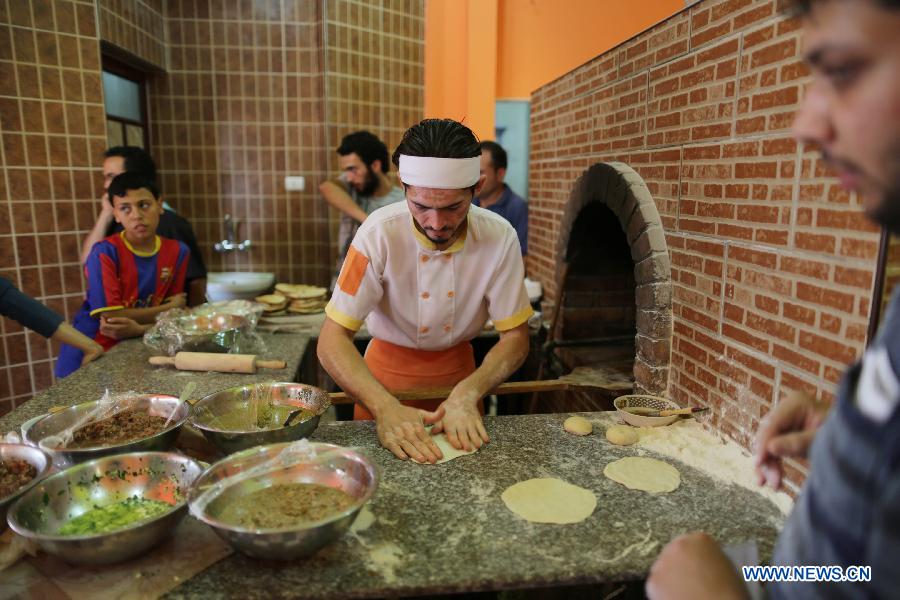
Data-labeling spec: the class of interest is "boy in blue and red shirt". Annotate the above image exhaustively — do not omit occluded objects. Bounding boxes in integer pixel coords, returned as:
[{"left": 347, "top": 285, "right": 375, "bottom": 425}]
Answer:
[{"left": 55, "top": 172, "right": 190, "bottom": 378}]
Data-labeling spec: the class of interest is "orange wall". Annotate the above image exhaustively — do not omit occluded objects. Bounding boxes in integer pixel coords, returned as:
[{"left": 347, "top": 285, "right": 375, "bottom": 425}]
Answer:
[
  {"left": 497, "top": 0, "right": 685, "bottom": 99},
  {"left": 425, "top": 0, "right": 684, "bottom": 138}
]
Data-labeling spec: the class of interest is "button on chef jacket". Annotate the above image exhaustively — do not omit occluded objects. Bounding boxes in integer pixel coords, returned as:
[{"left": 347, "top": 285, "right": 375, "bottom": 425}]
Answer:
[{"left": 325, "top": 202, "right": 533, "bottom": 349}]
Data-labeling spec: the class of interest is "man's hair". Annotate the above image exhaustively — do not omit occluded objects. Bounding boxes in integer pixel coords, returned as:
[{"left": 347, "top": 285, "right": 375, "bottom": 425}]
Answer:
[
  {"left": 480, "top": 140, "right": 508, "bottom": 171},
  {"left": 104, "top": 146, "right": 157, "bottom": 182},
  {"left": 783, "top": 0, "right": 900, "bottom": 14},
  {"left": 392, "top": 119, "right": 481, "bottom": 167},
  {"left": 107, "top": 172, "right": 160, "bottom": 205},
  {"left": 336, "top": 131, "right": 389, "bottom": 173}
]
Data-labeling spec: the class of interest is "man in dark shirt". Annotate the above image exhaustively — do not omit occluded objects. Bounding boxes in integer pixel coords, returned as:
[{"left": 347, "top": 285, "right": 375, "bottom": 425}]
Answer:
[
  {"left": 473, "top": 141, "right": 528, "bottom": 255},
  {"left": 80, "top": 146, "right": 207, "bottom": 305}
]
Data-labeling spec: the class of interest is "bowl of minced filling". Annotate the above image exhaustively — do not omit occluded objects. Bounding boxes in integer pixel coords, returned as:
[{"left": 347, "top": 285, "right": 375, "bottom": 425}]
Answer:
[
  {"left": 22, "top": 394, "right": 190, "bottom": 466},
  {"left": 0, "top": 444, "right": 51, "bottom": 530},
  {"left": 7, "top": 451, "right": 202, "bottom": 565},
  {"left": 189, "top": 441, "right": 378, "bottom": 560}
]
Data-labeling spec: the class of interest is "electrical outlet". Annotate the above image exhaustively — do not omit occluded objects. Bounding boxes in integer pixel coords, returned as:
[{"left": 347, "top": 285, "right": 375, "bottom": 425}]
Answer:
[{"left": 284, "top": 176, "right": 305, "bottom": 191}]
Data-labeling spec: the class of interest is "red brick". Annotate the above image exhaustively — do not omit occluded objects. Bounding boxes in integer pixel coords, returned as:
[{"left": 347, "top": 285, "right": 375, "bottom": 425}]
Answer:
[
  {"left": 780, "top": 256, "right": 830, "bottom": 280},
  {"left": 724, "top": 302, "right": 745, "bottom": 323},
  {"left": 755, "top": 294, "right": 779, "bottom": 314},
  {"left": 728, "top": 245, "right": 777, "bottom": 268},
  {"left": 727, "top": 344, "right": 776, "bottom": 379},
  {"left": 819, "top": 313, "right": 841, "bottom": 335},
  {"left": 773, "top": 343, "right": 820, "bottom": 375},
  {"left": 794, "top": 232, "right": 836, "bottom": 254},
  {"left": 833, "top": 266, "right": 873, "bottom": 290},
  {"left": 735, "top": 162, "right": 777, "bottom": 178},
  {"left": 750, "top": 39, "right": 797, "bottom": 70},
  {"left": 746, "top": 310, "right": 796, "bottom": 343},
  {"left": 723, "top": 322, "right": 770, "bottom": 352},
  {"left": 783, "top": 301, "right": 816, "bottom": 327},
  {"left": 796, "top": 281, "right": 855, "bottom": 314},
  {"left": 798, "top": 331, "right": 859, "bottom": 364},
  {"left": 839, "top": 238, "right": 878, "bottom": 260}
]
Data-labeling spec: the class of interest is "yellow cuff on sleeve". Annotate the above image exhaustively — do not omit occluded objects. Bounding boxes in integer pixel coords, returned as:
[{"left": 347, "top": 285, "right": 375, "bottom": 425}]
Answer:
[
  {"left": 324, "top": 302, "right": 364, "bottom": 332},
  {"left": 492, "top": 305, "right": 534, "bottom": 332},
  {"left": 89, "top": 305, "right": 124, "bottom": 318}
]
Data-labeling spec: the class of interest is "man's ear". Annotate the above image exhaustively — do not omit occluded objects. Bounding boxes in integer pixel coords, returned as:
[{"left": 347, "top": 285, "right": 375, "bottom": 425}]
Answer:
[
  {"left": 474, "top": 174, "right": 486, "bottom": 196},
  {"left": 371, "top": 159, "right": 382, "bottom": 174},
  {"left": 497, "top": 167, "right": 507, "bottom": 182}
]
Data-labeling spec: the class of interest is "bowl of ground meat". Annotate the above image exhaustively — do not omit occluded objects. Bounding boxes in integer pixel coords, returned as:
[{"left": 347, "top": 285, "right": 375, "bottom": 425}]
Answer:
[
  {"left": 0, "top": 444, "right": 51, "bottom": 530},
  {"left": 22, "top": 395, "right": 190, "bottom": 466},
  {"left": 189, "top": 441, "right": 378, "bottom": 560}
]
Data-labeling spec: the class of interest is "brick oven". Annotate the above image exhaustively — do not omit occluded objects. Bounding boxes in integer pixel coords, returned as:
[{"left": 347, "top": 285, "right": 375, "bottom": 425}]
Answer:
[
  {"left": 537, "top": 162, "right": 672, "bottom": 412},
  {"left": 527, "top": 0, "right": 881, "bottom": 495}
]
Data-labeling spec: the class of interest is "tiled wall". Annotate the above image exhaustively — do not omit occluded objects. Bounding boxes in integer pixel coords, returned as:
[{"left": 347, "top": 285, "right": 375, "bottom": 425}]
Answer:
[
  {"left": 0, "top": 0, "right": 425, "bottom": 415},
  {"left": 98, "top": 0, "right": 165, "bottom": 70},
  {"left": 528, "top": 0, "right": 880, "bottom": 495},
  {"left": 0, "top": 0, "right": 107, "bottom": 414}
]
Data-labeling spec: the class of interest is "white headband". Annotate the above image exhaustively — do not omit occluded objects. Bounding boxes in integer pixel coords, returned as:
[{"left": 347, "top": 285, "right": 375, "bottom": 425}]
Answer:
[{"left": 398, "top": 154, "right": 481, "bottom": 189}]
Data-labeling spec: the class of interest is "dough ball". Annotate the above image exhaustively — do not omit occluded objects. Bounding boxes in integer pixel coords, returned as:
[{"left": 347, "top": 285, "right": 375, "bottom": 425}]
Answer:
[
  {"left": 563, "top": 416, "right": 593, "bottom": 436},
  {"left": 605, "top": 424, "right": 638, "bottom": 446}
]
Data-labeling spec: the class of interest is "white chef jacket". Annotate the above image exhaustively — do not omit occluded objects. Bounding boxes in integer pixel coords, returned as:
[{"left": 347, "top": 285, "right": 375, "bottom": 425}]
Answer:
[{"left": 325, "top": 202, "right": 533, "bottom": 350}]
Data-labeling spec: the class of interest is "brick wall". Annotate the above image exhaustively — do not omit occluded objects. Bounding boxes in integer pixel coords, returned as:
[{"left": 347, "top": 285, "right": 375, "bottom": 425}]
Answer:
[{"left": 528, "top": 0, "right": 881, "bottom": 495}]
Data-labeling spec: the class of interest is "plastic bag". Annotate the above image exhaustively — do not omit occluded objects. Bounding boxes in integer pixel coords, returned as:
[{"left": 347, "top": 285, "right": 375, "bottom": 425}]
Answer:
[
  {"left": 143, "top": 302, "right": 267, "bottom": 356},
  {"left": 37, "top": 390, "right": 147, "bottom": 450},
  {"left": 188, "top": 440, "right": 344, "bottom": 519}
]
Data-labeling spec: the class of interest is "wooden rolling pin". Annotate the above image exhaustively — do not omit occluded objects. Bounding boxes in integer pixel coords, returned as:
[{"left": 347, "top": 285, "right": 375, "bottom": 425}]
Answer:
[{"left": 148, "top": 352, "right": 286, "bottom": 374}]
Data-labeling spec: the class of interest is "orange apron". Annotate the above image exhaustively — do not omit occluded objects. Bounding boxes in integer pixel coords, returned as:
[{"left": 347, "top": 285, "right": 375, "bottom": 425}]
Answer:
[{"left": 353, "top": 338, "right": 479, "bottom": 420}]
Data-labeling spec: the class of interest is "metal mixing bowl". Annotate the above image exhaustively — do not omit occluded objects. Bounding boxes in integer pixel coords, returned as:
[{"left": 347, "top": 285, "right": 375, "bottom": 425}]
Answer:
[
  {"left": 0, "top": 444, "right": 51, "bottom": 531},
  {"left": 22, "top": 395, "right": 190, "bottom": 467},
  {"left": 174, "top": 313, "right": 247, "bottom": 353},
  {"left": 189, "top": 442, "right": 378, "bottom": 560},
  {"left": 7, "top": 452, "right": 203, "bottom": 565},
  {"left": 190, "top": 382, "right": 331, "bottom": 455}
]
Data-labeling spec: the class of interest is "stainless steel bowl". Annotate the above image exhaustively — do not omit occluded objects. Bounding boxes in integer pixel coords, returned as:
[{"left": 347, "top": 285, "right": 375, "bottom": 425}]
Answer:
[
  {"left": 175, "top": 313, "right": 247, "bottom": 353},
  {"left": 190, "top": 383, "right": 331, "bottom": 455},
  {"left": 189, "top": 442, "right": 378, "bottom": 560},
  {"left": 0, "top": 444, "right": 51, "bottom": 531},
  {"left": 7, "top": 452, "right": 202, "bottom": 565},
  {"left": 22, "top": 395, "right": 191, "bottom": 467}
]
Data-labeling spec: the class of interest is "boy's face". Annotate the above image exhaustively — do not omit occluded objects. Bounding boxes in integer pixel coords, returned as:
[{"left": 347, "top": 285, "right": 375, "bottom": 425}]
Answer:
[{"left": 112, "top": 188, "right": 162, "bottom": 245}]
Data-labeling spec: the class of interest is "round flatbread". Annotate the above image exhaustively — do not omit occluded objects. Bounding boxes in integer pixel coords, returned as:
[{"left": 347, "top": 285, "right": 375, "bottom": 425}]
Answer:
[
  {"left": 501, "top": 478, "right": 596, "bottom": 524},
  {"left": 603, "top": 456, "right": 680, "bottom": 493}
]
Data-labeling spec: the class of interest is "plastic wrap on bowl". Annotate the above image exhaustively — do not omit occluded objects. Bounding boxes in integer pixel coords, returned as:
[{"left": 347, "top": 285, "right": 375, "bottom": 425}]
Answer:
[{"left": 144, "top": 303, "right": 267, "bottom": 355}]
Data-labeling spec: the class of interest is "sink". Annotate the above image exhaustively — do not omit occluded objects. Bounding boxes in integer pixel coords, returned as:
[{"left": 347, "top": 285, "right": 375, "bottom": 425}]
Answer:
[{"left": 205, "top": 272, "right": 275, "bottom": 301}]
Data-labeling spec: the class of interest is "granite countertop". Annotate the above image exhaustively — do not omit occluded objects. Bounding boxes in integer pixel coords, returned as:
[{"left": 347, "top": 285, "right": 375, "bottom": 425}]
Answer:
[
  {"left": 167, "top": 412, "right": 786, "bottom": 599},
  {"left": 0, "top": 332, "right": 312, "bottom": 432}
]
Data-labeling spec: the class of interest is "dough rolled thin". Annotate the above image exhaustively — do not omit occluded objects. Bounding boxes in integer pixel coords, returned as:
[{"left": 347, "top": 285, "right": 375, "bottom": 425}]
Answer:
[
  {"left": 501, "top": 478, "right": 597, "bottom": 524},
  {"left": 603, "top": 456, "right": 680, "bottom": 493}
]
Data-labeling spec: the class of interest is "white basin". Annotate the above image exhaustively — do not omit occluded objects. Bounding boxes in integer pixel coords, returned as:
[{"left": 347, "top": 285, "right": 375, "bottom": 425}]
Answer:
[{"left": 205, "top": 272, "right": 275, "bottom": 301}]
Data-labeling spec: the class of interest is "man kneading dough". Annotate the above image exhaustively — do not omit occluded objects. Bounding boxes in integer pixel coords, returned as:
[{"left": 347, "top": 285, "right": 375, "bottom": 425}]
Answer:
[{"left": 318, "top": 119, "right": 533, "bottom": 464}]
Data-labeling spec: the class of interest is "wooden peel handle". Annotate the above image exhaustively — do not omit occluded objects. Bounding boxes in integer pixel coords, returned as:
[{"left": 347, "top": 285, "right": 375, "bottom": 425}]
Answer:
[
  {"left": 328, "top": 380, "right": 573, "bottom": 404},
  {"left": 658, "top": 407, "right": 698, "bottom": 417}
]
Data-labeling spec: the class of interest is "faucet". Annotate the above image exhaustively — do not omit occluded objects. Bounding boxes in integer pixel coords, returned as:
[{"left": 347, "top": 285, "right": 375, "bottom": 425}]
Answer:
[{"left": 214, "top": 214, "right": 252, "bottom": 253}]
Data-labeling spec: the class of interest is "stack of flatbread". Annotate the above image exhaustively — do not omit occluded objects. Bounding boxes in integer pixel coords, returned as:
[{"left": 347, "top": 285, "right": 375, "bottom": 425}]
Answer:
[
  {"left": 255, "top": 294, "right": 289, "bottom": 313},
  {"left": 275, "top": 284, "right": 328, "bottom": 314}
]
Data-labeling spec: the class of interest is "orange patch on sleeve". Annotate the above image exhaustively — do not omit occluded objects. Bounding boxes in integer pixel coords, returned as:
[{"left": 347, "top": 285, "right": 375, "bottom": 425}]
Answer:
[{"left": 337, "top": 245, "right": 369, "bottom": 296}]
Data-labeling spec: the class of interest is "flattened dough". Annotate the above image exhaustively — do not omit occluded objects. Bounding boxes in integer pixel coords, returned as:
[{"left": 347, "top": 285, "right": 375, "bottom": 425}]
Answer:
[
  {"left": 501, "top": 478, "right": 597, "bottom": 524},
  {"left": 603, "top": 456, "right": 680, "bottom": 493},
  {"left": 411, "top": 429, "right": 477, "bottom": 464}
]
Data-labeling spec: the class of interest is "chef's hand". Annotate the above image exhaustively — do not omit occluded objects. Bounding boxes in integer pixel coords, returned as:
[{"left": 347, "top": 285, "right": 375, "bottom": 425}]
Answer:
[
  {"left": 100, "top": 316, "right": 146, "bottom": 340},
  {"left": 754, "top": 390, "right": 829, "bottom": 490},
  {"left": 376, "top": 402, "right": 445, "bottom": 463},
  {"left": 432, "top": 383, "right": 489, "bottom": 452},
  {"left": 646, "top": 532, "right": 748, "bottom": 600}
]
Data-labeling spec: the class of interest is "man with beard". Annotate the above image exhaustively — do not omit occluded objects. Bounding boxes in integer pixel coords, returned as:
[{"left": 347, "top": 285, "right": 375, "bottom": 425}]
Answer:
[
  {"left": 646, "top": 1, "right": 900, "bottom": 598},
  {"left": 320, "top": 131, "right": 405, "bottom": 285},
  {"left": 318, "top": 119, "right": 532, "bottom": 463}
]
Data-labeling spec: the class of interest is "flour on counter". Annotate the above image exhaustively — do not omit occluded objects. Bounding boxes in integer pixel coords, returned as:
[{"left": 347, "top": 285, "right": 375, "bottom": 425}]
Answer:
[
  {"left": 365, "top": 542, "right": 404, "bottom": 583},
  {"left": 596, "top": 414, "right": 794, "bottom": 514}
]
